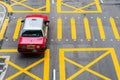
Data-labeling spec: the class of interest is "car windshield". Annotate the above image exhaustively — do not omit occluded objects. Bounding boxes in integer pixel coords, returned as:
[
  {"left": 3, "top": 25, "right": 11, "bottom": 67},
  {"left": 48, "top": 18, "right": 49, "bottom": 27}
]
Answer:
[{"left": 22, "top": 30, "right": 43, "bottom": 37}]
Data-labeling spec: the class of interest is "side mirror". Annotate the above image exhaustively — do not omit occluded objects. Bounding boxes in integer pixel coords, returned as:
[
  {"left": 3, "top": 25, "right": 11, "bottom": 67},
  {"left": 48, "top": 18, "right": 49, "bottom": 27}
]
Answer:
[
  {"left": 45, "top": 21, "right": 49, "bottom": 26},
  {"left": 21, "top": 19, "right": 25, "bottom": 23}
]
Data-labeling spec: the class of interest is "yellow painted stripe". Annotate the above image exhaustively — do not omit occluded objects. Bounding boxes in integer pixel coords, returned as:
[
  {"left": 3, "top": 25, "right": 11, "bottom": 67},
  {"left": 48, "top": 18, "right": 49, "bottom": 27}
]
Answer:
[
  {"left": 11, "top": 0, "right": 35, "bottom": 10},
  {"left": 65, "top": 57, "right": 111, "bottom": 80},
  {"left": 13, "top": 18, "right": 22, "bottom": 40},
  {"left": 46, "top": 0, "right": 50, "bottom": 12},
  {"left": 5, "top": 59, "right": 43, "bottom": 80},
  {"left": 57, "top": 18, "right": 62, "bottom": 40},
  {"left": 59, "top": 49, "right": 66, "bottom": 80},
  {"left": 75, "top": 2, "right": 95, "bottom": 11},
  {"left": 0, "top": 18, "right": 9, "bottom": 40},
  {"left": 11, "top": 0, "right": 26, "bottom": 6},
  {"left": 0, "top": 49, "right": 17, "bottom": 52},
  {"left": 44, "top": 49, "right": 50, "bottom": 80},
  {"left": 71, "top": 18, "right": 76, "bottom": 40},
  {"left": 95, "top": 0, "right": 102, "bottom": 13},
  {"left": 110, "top": 48, "right": 120, "bottom": 80},
  {"left": 110, "top": 17, "right": 120, "bottom": 40},
  {"left": 61, "top": 48, "right": 112, "bottom": 52},
  {"left": 97, "top": 17, "right": 106, "bottom": 40},
  {"left": 57, "top": 0, "right": 61, "bottom": 12},
  {"left": 84, "top": 17, "right": 91, "bottom": 40},
  {"left": 67, "top": 51, "right": 110, "bottom": 80}
]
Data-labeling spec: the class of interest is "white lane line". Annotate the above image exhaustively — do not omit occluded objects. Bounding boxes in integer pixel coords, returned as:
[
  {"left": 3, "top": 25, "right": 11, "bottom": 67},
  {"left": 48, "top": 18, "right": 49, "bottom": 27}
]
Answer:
[
  {"left": 100, "top": 0, "right": 103, "bottom": 3},
  {"left": 0, "top": 56, "right": 10, "bottom": 80},
  {"left": 53, "top": 69, "right": 56, "bottom": 80},
  {"left": 52, "top": 0, "right": 55, "bottom": 4}
]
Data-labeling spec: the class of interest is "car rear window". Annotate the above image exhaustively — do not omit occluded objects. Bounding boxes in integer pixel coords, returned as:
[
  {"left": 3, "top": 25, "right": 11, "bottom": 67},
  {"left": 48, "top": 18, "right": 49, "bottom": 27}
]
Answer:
[{"left": 22, "top": 30, "right": 43, "bottom": 37}]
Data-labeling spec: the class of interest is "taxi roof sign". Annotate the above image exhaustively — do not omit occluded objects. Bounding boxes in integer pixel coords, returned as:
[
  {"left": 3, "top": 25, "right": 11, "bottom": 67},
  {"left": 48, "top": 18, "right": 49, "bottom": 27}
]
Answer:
[{"left": 23, "top": 17, "right": 43, "bottom": 30}]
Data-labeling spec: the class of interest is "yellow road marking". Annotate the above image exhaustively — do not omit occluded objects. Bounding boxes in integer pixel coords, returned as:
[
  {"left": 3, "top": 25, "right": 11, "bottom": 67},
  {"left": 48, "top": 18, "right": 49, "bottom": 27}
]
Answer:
[
  {"left": 0, "top": 49, "right": 17, "bottom": 52},
  {"left": 110, "top": 17, "right": 120, "bottom": 40},
  {"left": 67, "top": 51, "right": 110, "bottom": 80},
  {"left": 110, "top": 49, "right": 120, "bottom": 80},
  {"left": 57, "top": 18, "right": 62, "bottom": 40},
  {"left": 0, "top": 1, "right": 12, "bottom": 12},
  {"left": 11, "top": 0, "right": 35, "bottom": 10},
  {"left": 61, "top": 3, "right": 77, "bottom": 10},
  {"left": 13, "top": 18, "right": 22, "bottom": 40},
  {"left": 59, "top": 48, "right": 120, "bottom": 80},
  {"left": 44, "top": 49, "right": 50, "bottom": 80},
  {"left": 36, "top": 5, "right": 46, "bottom": 10},
  {"left": 5, "top": 59, "right": 43, "bottom": 80},
  {"left": 65, "top": 57, "right": 110, "bottom": 80},
  {"left": 59, "top": 49, "right": 66, "bottom": 80},
  {"left": 6, "top": 49, "right": 50, "bottom": 80},
  {"left": 11, "top": 0, "right": 26, "bottom": 7},
  {"left": 95, "top": 0, "right": 102, "bottom": 13},
  {"left": 71, "top": 18, "right": 76, "bottom": 40},
  {"left": 0, "top": 0, "right": 50, "bottom": 13},
  {"left": 0, "top": 18, "right": 9, "bottom": 40},
  {"left": 46, "top": 0, "right": 50, "bottom": 12},
  {"left": 57, "top": 0, "right": 61, "bottom": 12},
  {"left": 57, "top": 0, "right": 102, "bottom": 13},
  {"left": 75, "top": 2, "right": 95, "bottom": 11},
  {"left": 84, "top": 17, "right": 91, "bottom": 40},
  {"left": 97, "top": 17, "right": 106, "bottom": 40}
]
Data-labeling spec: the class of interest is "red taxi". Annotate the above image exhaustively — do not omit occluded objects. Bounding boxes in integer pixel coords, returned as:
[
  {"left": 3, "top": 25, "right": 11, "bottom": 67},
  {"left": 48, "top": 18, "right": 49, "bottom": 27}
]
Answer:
[{"left": 18, "top": 14, "right": 49, "bottom": 54}]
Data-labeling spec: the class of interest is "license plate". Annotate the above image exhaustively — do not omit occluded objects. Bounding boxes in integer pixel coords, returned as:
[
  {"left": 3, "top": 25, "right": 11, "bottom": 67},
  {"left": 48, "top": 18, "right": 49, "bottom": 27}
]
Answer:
[{"left": 27, "top": 45, "right": 35, "bottom": 49}]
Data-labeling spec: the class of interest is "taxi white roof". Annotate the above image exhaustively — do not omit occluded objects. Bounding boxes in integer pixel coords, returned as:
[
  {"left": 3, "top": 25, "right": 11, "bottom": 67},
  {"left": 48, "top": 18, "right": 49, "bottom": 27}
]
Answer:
[{"left": 23, "top": 17, "right": 43, "bottom": 30}]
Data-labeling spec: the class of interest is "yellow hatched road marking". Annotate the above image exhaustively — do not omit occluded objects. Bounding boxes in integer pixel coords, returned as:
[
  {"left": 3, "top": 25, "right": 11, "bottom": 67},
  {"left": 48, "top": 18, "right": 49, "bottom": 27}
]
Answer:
[
  {"left": 75, "top": 2, "right": 95, "bottom": 11},
  {"left": 5, "top": 49, "right": 50, "bottom": 80},
  {"left": 110, "top": 17, "right": 120, "bottom": 40},
  {"left": 5, "top": 59, "right": 43, "bottom": 80},
  {"left": 71, "top": 18, "right": 76, "bottom": 40},
  {"left": 59, "top": 49, "right": 66, "bottom": 80},
  {"left": 11, "top": 0, "right": 35, "bottom": 10},
  {"left": 67, "top": 51, "right": 110, "bottom": 80},
  {"left": 57, "top": 18, "right": 62, "bottom": 40},
  {"left": 84, "top": 17, "right": 91, "bottom": 40},
  {"left": 110, "top": 49, "right": 120, "bottom": 80},
  {"left": 97, "top": 17, "right": 106, "bottom": 40},
  {"left": 13, "top": 18, "right": 22, "bottom": 40},
  {"left": 46, "top": 0, "right": 50, "bottom": 12},
  {"left": 65, "top": 57, "right": 111, "bottom": 80},
  {"left": 44, "top": 49, "right": 50, "bottom": 80},
  {"left": 0, "top": 18, "right": 9, "bottom": 40},
  {"left": 57, "top": 0, "right": 102, "bottom": 13},
  {"left": 59, "top": 48, "right": 120, "bottom": 80},
  {"left": 95, "top": 0, "right": 102, "bottom": 12},
  {"left": 11, "top": 0, "right": 26, "bottom": 7}
]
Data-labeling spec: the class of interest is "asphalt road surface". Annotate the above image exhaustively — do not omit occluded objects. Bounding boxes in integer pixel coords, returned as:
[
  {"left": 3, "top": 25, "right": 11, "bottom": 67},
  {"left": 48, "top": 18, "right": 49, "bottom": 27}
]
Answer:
[{"left": 0, "top": 0, "right": 120, "bottom": 80}]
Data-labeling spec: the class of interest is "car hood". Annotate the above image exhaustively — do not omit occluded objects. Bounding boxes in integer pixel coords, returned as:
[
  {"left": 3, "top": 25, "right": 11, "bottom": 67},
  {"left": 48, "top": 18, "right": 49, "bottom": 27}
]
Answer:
[{"left": 18, "top": 37, "right": 44, "bottom": 44}]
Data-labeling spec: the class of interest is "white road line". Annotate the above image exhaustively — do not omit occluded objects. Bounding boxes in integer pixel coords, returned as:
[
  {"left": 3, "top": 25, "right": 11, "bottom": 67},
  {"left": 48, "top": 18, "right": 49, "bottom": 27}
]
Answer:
[
  {"left": 52, "top": 0, "right": 55, "bottom": 4},
  {"left": 95, "top": 39, "right": 98, "bottom": 41},
  {"left": 100, "top": 0, "right": 103, "bottom": 3},
  {"left": 0, "top": 56, "right": 10, "bottom": 80},
  {"left": 66, "top": 39, "right": 69, "bottom": 41},
  {"left": 110, "top": 39, "right": 113, "bottom": 41},
  {"left": 53, "top": 69, "right": 56, "bottom": 80},
  {"left": 80, "top": 39, "right": 83, "bottom": 41}
]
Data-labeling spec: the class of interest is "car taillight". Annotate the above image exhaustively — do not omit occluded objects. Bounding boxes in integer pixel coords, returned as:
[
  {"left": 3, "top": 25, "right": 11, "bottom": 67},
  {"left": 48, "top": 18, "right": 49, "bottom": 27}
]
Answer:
[{"left": 36, "top": 45, "right": 40, "bottom": 48}]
